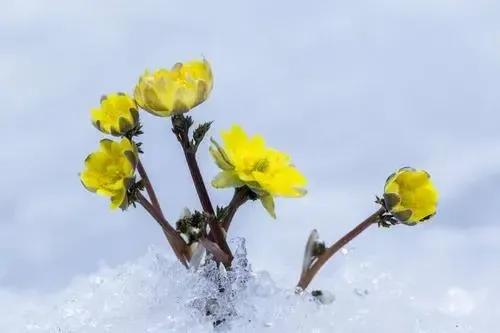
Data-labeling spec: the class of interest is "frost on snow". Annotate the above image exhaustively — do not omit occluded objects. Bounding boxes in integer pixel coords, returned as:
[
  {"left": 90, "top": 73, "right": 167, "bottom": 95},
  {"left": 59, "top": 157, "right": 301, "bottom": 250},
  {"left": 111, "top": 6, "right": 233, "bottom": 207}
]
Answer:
[{"left": 1, "top": 238, "right": 492, "bottom": 333}]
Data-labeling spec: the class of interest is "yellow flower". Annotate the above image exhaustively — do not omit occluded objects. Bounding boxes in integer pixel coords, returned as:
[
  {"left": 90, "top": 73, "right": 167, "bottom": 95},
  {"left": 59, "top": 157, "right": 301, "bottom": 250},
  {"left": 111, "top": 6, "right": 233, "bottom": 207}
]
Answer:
[
  {"left": 80, "top": 138, "right": 138, "bottom": 210},
  {"left": 383, "top": 167, "right": 438, "bottom": 225},
  {"left": 90, "top": 93, "right": 139, "bottom": 136},
  {"left": 134, "top": 59, "right": 213, "bottom": 117},
  {"left": 210, "top": 125, "right": 307, "bottom": 218}
]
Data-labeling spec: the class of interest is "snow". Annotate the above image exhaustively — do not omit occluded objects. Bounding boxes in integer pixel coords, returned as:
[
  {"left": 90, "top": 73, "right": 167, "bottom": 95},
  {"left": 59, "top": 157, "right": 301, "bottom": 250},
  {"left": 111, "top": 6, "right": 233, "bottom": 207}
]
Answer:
[{"left": 0, "top": 238, "right": 494, "bottom": 333}]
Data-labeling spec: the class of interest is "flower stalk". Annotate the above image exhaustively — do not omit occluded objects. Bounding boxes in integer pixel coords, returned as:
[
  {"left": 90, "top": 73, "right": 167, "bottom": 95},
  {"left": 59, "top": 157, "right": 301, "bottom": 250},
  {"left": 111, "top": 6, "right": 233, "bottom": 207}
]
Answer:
[
  {"left": 199, "top": 238, "right": 232, "bottom": 265},
  {"left": 221, "top": 186, "right": 254, "bottom": 232},
  {"left": 137, "top": 158, "right": 164, "bottom": 218},
  {"left": 136, "top": 156, "right": 191, "bottom": 267},
  {"left": 136, "top": 157, "right": 233, "bottom": 267},
  {"left": 135, "top": 191, "right": 189, "bottom": 267},
  {"left": 171, "top": 115, "right": 233, "bottom": 263},
  {"left": 296, "top": 207, "right": 385, "bottom": 291}
]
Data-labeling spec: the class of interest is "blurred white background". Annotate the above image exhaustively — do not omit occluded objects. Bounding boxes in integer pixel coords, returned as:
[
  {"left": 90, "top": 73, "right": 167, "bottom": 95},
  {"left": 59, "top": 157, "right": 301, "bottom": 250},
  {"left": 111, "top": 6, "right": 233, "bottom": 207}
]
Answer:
[{"left": 0, "top": 0, "right": 499, "bottom": 326}]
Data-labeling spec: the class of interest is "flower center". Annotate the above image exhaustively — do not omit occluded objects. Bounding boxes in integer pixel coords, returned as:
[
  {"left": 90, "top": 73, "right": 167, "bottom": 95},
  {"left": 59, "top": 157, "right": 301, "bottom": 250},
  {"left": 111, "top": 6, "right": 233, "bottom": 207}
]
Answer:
[
  {"left": 253, "top": 159, "right": 269, "bottom": 172},
  {"left": 103, "top": 107, "right": 122, "bottom": 123},
  {"left": 98, "top": 158, "right": 128, "bottom": 189},
  {"left": 398, "top": 185, "right": 422, "bottom": 208}
]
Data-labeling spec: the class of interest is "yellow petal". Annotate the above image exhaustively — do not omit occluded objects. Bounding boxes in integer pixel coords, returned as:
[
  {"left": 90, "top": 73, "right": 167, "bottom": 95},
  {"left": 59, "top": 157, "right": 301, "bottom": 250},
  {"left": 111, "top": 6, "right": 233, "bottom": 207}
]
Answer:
[
  {"left": 134, "top": 59, "right": 213, "bottom": 117},
  {"left": 383, "top": 167, "right": 438, "bottom": 224},
  {"left": 80, "top": 138, "right": 138, "bottom": 210},
  {"left": 210, "top": 124, "right": 308, "bottom": 207}
]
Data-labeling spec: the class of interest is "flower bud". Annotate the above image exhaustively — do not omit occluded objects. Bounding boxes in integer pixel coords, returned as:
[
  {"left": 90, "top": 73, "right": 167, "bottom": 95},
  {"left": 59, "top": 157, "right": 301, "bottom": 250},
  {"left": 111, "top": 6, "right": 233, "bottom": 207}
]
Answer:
[
  {"left": 90, "top": 93, "right": 139, "bottom": 136},
  {"left": 383, "top": 167, "right": 438, "bottom": 225},
  {"left": 134, "top": 59, "right": 213, "bottom": 117}
]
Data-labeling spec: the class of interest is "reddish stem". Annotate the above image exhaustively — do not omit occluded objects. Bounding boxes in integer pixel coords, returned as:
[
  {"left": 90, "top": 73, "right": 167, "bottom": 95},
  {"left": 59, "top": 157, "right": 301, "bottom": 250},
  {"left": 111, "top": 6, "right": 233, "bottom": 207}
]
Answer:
[
  {"left": 137, "top": 158, "right": 164, "bottom": 219},
  {"left": 136, "top": 192, "right": 189, "bottom": 268},
  {"left": 172, "top": 116, "right": 233, "bottom": 263},
  {"left": 296, "top": 207, "right": 384, "bottom": 290},
  {"left": 222, "top": 187, "right": 252, "bottom": 232}
]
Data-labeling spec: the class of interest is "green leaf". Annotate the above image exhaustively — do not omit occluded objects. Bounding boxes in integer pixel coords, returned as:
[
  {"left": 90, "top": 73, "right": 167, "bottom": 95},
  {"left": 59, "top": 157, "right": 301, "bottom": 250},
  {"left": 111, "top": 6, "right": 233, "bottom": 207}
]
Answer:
[
  {"left": 216, "top": 205, "right": 228, "bottom": 219},
  {"left": 260, "top": 194, "right": 276, "bottom": 219},
  {"left": 192, "top": 121, "right": 213, "bottom": 149}
]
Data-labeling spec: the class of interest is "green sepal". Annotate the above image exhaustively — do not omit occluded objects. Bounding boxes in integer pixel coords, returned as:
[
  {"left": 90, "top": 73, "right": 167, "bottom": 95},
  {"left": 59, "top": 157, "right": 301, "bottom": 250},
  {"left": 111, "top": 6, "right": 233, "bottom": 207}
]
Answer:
[
  {"left": 211, "top": 171, "right": 243, "bottom": 189},
  {"left": 92, "top": 120, "right": 106, "bottom": 134},
  {"left": 419, "top": 212, "right": 436, "bottom": 222},
  {"left": 123, "top": 176, "right": 136, "bottom": 191},
  {"left": 118, "top": 194, "right": 129, "bottom": 211},
  {"left": 80, "top": 178, "right": 97, "bottom": 193},
  {"left": 245, "top": 184, "right": 267, "bottom": 197},
  {"left": 109, "top": 126, "right": 121, "bottom": 136},
  {"left": 293, "top": 187, "right": 308, "bottom": 197},
  {"left": 172, "top": 62, "right": 183, "bottom": 71},
  {"left": 260, "top": 194, "right": 276, "bottom": 219},
  {"left": 393, "top": 209, "right": 413, "bottom": 223},
  {"left": 209, "top": 138, "right": 234, "bottom": 170},
  {"left": 99, "top": 139, "right": 114, "bottom": 151},
  {"left": 124, "top": 150, "right": 138, "bottom": 169},
  {"left": 399, "top": 166, "right": 416, "bottom": 172},
  {"left": 130, "top": 108, "right": 140, "bottom": 124},
  {"left": 118, "top": 117, "right": 132, "bottom": 134},
  {"left": 383, "top": 192, "right": 400, "bottom": 210}
]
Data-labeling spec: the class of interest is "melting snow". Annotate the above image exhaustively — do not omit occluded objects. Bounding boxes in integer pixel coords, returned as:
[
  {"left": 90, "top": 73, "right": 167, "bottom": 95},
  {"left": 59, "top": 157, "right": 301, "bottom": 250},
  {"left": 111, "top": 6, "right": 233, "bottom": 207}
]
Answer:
[{"left": 0, "top": 238, "right": 493, "bottom": 332}]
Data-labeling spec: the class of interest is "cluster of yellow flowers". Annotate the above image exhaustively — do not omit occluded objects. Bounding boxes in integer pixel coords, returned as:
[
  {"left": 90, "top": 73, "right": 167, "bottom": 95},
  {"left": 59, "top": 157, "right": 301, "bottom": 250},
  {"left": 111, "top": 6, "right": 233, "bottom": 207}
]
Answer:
[
  {"left": 80, "top": 57, "right": 439, "bottom": 225},
  {"left": 79, "top": 58, "right": 311, "bottom": 217},
  {"left": 78, "top": 56, "right": 444, "bottom": 298},
  {"left": 80, "top": 59, "right": 214, "bottom": 209}
]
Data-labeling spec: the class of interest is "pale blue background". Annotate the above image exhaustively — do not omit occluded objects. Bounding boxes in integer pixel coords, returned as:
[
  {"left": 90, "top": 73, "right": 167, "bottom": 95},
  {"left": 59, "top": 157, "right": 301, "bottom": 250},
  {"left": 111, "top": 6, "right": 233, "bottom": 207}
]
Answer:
[{"left": 1, "top": 0, "right": 499, "bottom": 312}]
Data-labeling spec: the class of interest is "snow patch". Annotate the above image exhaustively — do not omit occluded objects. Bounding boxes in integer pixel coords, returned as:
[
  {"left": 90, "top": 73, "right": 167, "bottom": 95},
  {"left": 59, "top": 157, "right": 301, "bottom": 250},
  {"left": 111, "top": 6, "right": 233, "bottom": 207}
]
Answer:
[{"left": 0, "top": 239, "right": 492, "bottom": 332}]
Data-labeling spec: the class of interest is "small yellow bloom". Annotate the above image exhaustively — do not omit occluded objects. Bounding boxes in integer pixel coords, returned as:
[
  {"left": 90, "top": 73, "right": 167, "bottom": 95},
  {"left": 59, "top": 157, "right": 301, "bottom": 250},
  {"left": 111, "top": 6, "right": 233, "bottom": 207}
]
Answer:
[
  {"left": 383, "top": 167, "right": 439, "bottom": 225},
  {"left": 90, "top": 93, "right": 139, "bottom": 136},
  {"left": 80, "top": 138, "right": 138, "bottom": 210},
  {"left": 134, "top": 59, "right": 213, "bottom": 117},
  {"left": 210, "top": 125, "right": 307, "bottom": 218}
]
